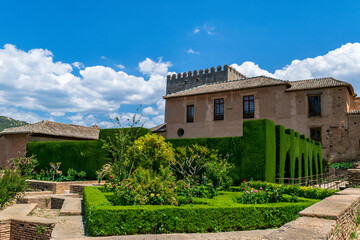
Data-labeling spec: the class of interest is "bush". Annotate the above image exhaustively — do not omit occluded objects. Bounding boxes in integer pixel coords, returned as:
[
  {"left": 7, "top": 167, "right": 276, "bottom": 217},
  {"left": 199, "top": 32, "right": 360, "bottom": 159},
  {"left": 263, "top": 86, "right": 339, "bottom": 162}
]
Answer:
[
  {"left": 329, "top": 162, "right": 354, "bottom": 170},
  {"left": 129, "top": 133, "right": 174, "bottom": 173},
  {"left": 0, "top": 169, "right": 27, "bottom": 209},
  {"left": 83, "top": 186, "right": 318, "bottom": 236},
  {"left": 8, "top": 154, "right": 38, "bottom": 177},
  {"left": 108, "top": 166, "right": 177, "bottom": 206},
  {"left": 230, "top": 181, "right": 337, "bottom": 200},
  {"left": 167, "top": 136, "right": 243, "bottom": 185}
]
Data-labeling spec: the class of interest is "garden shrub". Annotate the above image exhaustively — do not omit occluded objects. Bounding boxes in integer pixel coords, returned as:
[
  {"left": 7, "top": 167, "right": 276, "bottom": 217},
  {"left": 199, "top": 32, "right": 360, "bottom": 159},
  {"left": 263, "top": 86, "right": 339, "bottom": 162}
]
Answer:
[
  {"left": 129, "top": 133, "right": 174, "bottom": 173},
  {"left": 329, "top": 162, "right": 354, "bottom": 170},
  {"left": 83, "top": 186, "right": 318, "bottom": 236},
  {"left": 167, "top": 136, "right": 243, "bottom": 184},
  {"left": 0, "top": 169, "right": 27, "bottom": 209},
  {"left": 230, "top": 181, "right": 337, "bottom": 200}
]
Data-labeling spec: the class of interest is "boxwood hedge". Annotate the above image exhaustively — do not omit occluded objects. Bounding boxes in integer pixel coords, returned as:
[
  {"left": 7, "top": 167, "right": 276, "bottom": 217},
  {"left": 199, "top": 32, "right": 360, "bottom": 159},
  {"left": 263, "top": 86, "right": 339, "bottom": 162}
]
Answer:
[{"left": 84, "top": 186, "right": 318, "bottom": 236}]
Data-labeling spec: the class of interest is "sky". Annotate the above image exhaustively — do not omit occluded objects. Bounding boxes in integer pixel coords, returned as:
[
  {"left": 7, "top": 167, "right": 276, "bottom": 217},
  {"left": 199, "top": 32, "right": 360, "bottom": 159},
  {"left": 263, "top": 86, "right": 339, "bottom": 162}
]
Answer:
[{"left": 0, "top": 0, "right": 360, "bottom": 128}]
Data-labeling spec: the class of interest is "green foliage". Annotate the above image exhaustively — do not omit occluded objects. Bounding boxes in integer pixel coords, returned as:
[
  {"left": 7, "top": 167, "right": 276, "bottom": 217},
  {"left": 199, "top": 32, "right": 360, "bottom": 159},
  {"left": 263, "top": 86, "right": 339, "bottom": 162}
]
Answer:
[
  {"left": 31, "top": 162, "right": 88, "bottom": 182},
  {"left": 242, "top": 119, "right": 276, "bottom": 182},
  {"left": 108, "top": 166, "right": 177, "bottom": 206},
  {"left": 83, "top": 186, "right": 318, "bottom": 236},
  {"left": 0, "top": 116, "right": 27, "bottom": 132},
  {"left": 230, "top": 181, "right": 337, "bottom": 200},
  {"left": 0, "top": 169, "right": 27, "bottom": 209},
  {"left": 166, "top": 136, "right": 243, "bottom": 185},
  {"left": 8, "top": 154, "right": 38, "bottom": 177},
  {"left": 129, "top": 133, "right": 174, "bottom": 173},
  {"left": 329, "top": 162, "right": 353, "bottom": 169},
  {"left": 27, "top": 140, "right": 106, "bottom": 179},
  {"left": 99, "top": 127, "right": 151, "bottom": 142}
]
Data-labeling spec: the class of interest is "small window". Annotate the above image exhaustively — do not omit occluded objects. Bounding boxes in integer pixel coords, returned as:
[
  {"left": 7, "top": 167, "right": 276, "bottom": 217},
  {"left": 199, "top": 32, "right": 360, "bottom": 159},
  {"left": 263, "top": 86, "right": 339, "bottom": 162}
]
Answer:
[
  {"left": 243, "top": 95, "right": 254, "bottom": 119},
  {"left": 177, "top": 128, "right": 184, "bottom": 137},
  {"left": 310, "top": 127, "right": 322, "bottom": 143},
  {"left": 186, "top": 105, "right": 194, "bottom": 123},
  {"left": 308, "top": 95, "right": 321, "bottom": 117},
  {"left": 214, "top": 98, "right": 224, "bottom": 120}
]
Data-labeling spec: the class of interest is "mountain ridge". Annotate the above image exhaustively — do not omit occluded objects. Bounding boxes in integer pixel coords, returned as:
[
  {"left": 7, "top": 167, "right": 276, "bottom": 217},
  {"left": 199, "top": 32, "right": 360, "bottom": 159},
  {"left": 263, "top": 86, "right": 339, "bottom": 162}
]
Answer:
[{"left": 0, "top": 116, "right": 28, "bottom": 132}]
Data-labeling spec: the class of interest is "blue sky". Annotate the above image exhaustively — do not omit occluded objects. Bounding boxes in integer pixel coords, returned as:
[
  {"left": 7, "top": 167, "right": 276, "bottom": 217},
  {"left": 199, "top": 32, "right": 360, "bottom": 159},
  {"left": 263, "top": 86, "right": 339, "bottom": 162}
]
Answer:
[{"left": 0, "top": 0, "right": 360, "bottom": 128}]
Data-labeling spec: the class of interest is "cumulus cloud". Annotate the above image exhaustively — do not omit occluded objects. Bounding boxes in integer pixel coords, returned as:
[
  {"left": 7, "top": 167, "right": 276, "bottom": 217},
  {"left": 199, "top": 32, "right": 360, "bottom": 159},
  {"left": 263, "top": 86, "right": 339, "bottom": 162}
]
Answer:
[
  {"left": 115, "top": 64, "right": 125, "bottom": 69},
  {"left": 72, "top": 62, "right": 84, "bottom": 69},
  {"left": 231, "top": 43, "right": 360, "bottom": 94},
  {"left": 142, "top": 107, "right": 158, "bottom": 115},
  {"left": 187, "top": 48, "right": 200, "bottom": 55},
  {"left": 0, "top": 44, "right": 171, "bottom": 114}
]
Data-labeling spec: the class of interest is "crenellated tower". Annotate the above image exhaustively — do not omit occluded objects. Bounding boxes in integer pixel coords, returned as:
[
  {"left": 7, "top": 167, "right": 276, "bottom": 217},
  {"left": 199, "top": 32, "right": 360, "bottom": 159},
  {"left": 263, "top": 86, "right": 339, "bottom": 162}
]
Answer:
[{"left": 166, "top": 65, "right": 246, "bottom": 95}]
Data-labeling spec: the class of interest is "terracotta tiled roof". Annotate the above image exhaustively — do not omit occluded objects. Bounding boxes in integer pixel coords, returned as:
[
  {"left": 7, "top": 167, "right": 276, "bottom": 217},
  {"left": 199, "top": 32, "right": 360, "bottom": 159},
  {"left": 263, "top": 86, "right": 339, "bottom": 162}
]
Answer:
[
  {"left": 0, "top": 120, "right": 100, "bottom": 140},
  {"left": 164, "top": 76, "right": 356, "bottom": 99},
  {"left": 285, "top": 77, "right": 354, "bottom": 94},
  {"left": 164, "top": 76, "right": 290, "bottom": 99},
  {"left": 151, "top": 122, "right": 166, "bottom": 132}
]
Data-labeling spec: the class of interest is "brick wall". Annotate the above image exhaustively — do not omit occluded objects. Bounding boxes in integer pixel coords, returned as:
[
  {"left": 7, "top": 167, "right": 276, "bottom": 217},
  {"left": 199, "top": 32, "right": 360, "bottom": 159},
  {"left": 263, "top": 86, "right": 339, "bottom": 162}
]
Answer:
[{"left": 0, "top": 219, "right": 55, "bottom": 240}]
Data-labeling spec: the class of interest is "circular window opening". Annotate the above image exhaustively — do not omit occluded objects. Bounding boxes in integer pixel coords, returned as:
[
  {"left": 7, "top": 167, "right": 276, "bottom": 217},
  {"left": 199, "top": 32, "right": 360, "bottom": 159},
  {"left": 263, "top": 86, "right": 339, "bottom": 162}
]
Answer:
[{"left": 177, "top": 128, "right": 184, "bottom": 137}]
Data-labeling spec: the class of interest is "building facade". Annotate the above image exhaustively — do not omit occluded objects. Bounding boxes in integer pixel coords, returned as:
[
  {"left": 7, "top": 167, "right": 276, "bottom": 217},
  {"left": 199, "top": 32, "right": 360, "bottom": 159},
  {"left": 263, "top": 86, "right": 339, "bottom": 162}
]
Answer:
[
  {"left": 0, "top": 120, "right": 100, "bottom": 168},
  {"left": 161, "top": 65, "right": 360, "bottom": 162}
]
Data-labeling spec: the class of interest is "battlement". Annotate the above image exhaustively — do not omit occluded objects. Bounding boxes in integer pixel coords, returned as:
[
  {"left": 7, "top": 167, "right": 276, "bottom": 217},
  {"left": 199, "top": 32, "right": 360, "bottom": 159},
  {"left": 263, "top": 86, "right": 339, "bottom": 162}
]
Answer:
[{"left": 166, "top": 65, "right": 247, "bottom": 95}]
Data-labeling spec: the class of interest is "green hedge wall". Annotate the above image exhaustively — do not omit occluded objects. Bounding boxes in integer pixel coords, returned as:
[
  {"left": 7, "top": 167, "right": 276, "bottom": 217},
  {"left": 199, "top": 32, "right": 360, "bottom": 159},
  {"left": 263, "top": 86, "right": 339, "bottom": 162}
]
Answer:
[
  {"left": 167, "top": 119, "right": 322, "bottom": 183},
  {"left": 84, "top": 186, "right": 318, "bottom": 236},
  {"left": 166, "top": 136, "right": 243, "bottom": 185},
  {"left": 26, "top": 127, "right": 151, "bottom": 179},
  {"left": 27, "top": 140, "right": 106, "bottom": 179}
]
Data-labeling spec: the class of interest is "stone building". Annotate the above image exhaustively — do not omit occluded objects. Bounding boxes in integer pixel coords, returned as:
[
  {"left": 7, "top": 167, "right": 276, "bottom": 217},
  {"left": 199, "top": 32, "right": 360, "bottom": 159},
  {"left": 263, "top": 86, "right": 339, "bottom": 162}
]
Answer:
[
  {"left": 157, "top": 65, "right": 360, "bottom": 162},
  {"left": 0, "top": 120, "right": 100, "bottom": 168}
]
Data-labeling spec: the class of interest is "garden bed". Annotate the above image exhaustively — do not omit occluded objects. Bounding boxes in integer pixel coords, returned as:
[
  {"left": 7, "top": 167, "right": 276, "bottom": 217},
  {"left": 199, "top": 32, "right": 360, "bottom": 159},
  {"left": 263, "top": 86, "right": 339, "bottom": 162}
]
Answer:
[{"left": 83, "top": 186, "right": 319, "bottom": 236}]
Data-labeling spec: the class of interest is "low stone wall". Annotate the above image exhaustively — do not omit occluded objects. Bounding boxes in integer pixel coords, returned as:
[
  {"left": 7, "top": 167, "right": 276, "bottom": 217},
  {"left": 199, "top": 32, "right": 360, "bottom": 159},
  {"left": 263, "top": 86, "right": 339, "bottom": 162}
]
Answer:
[
  {"left": 347, "top": 169, "right": 360, "bottom": 187},
  {"left": 266, "top": 188, "right": 360, "bottom": 240},
  {"left": 10, "top": 219, "right": 54, "bottom": 240},
  {"left": 0, "top": 220, "right": 11, "bottom": 239},
  {"left": 27, "top": 180, "right": 102, "bottom": 194}
]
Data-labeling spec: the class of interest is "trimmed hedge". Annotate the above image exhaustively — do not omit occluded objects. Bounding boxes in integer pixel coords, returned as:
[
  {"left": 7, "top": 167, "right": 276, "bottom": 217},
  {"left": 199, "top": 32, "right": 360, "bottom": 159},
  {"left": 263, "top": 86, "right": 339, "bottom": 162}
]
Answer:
[
  {"left": 166, "top": 136, "right": 243, "bottom": 185},
  {"left": 27, "top": 140, "right": 106, "bottom": 179},
  {"left": 26, "top": 127, "right": 151, "bottom": 179},
  {"left": 169, "top": 119, "right": 322, "bottom": 183},
  {"left": 84, "top": 186, "right": 318, "bottom": 236},
  {"left": 230, "top": 181, "right": 337, "bottom": 200}
]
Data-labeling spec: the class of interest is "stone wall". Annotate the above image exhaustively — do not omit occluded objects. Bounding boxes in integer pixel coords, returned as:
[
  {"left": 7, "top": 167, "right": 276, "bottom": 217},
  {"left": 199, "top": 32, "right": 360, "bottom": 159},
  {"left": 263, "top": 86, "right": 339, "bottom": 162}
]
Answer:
[
  {"left": 0, "top": 219, "right": 54, "bottom": 240},
  {"left": 10, "top": 219, "right": 54, "bottom": 240},
  {"left": 0, "top": 220, "right": 10, "bottom": 239},
  {"left": 266, "top": 188, "right": 360, "bottom": 240},
  {"left": 166, "top": 65, "right": 246, "bottom": 94},
  {"left": 165, "top": 83, "right": 360, "bottom": 161},
  {"left": 27, "top": 180, "right": 101, "bottom": 194}
]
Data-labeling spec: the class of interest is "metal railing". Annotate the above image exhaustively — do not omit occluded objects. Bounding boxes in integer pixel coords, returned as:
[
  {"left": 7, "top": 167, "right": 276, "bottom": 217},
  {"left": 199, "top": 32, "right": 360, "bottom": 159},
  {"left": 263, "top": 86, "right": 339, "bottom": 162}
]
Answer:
[{"left": 276, "top": 171, "right": 348, "bottom": 190}]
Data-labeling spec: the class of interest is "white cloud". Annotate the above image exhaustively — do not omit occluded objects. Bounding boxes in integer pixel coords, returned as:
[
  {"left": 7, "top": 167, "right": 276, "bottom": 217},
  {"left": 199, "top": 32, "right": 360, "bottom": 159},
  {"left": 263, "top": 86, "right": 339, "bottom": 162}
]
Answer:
[
  {"left": 72, "top": 62, "right": 84, "bottom": 69},
  {"left": 100, "top": 56, "right": 107, "bottom": 60},
  {"left": 187, "top": 48, "right": 200, "bottom": 55},
  {"left": 193, "top": 27, "right": 200, "bottom": 34},
  {"left": 231, "top": 43, "right": 360, "bottom": 94},
  {"left": 142, "top": 107, "right": 158, "bottom": 115},
  {"left": 50, "top": 111, "right": 65, "bottom": 117},
  {"left": 0, "top": 106, "right": 42, "bottom": 123},
  {"left": 0, "top": 44, "right": 171, "bottom": 118},
  {"left": 115, "top": 64, "right": 125, "bottom": 69},
  {"left": 203, "top": 24, "right": 215, "bottom": 35}
]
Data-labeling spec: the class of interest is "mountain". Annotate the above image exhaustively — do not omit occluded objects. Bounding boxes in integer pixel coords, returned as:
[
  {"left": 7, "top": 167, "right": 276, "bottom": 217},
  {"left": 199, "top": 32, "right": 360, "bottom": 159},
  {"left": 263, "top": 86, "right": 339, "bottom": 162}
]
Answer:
[{"left": 0, "top": 116, "right": 28, "bottom": 132}]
